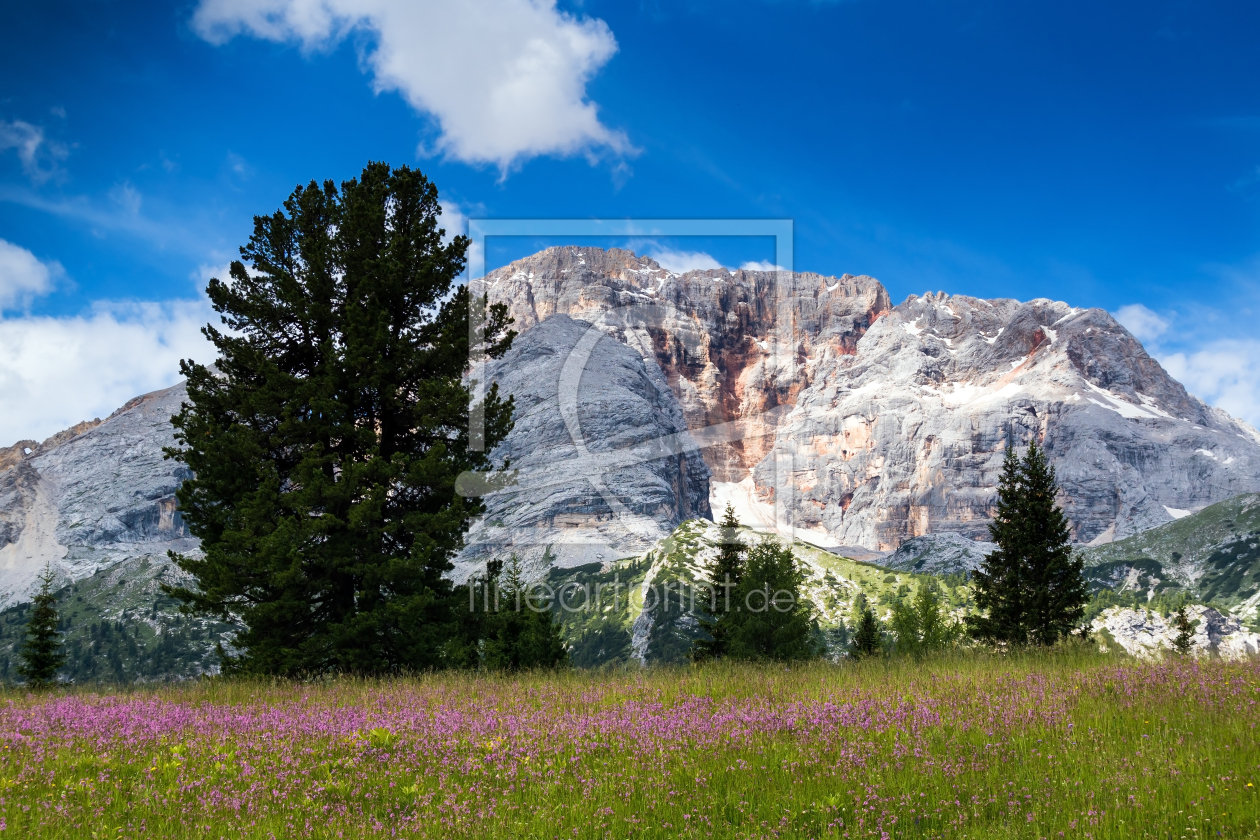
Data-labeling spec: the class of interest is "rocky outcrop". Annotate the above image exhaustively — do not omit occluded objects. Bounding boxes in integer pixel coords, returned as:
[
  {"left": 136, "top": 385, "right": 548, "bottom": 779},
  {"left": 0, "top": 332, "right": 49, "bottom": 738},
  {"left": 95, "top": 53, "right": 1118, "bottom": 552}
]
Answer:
[
  {"left": 454, "top": 314, "right": 711, "bottom": 581},
  {"left": 479, "top": 247, "right": 1260, "bottom": 554},
  {"left": 0, "top": 383, "right": 195, "bottom": 608},
  {"left": 1091, "top": 604, "right": 1260, "bottom": 660},
  {"left": 882, "top": 532, "right": 997, "bottom": 576}
]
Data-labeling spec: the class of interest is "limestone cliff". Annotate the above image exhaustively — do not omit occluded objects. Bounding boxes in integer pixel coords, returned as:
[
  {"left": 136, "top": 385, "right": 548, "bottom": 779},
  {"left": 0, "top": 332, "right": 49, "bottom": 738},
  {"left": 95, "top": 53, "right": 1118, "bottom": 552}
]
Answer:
[{"left": 481, "top": 247, "right": 1260, "bottom": 554}]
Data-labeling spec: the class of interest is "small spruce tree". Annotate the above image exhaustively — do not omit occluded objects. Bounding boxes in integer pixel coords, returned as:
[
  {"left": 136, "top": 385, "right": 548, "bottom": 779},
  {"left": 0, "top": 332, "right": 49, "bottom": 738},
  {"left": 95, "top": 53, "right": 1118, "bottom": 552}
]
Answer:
[
  {"left": 850, "top": 600, "right": 882, "bottom": 660},
  {"left": 693, "top": 504, "right": 745, "bottom": 661},
  {"left": 891, "top": 581, "right": 956, "bottom": 657},
  {"left": 17, "top": 567, "right": 67, "bottom": 688},
  {"left": 718, "top": 538, "right": 819, "bottom": 662},
  {"left": 1171, "top": 605, "right": 1195, "bottom": 657},
  {"left": 967, "top": 439, "right": 1088, "bottom": 647},
  {"left": 453, "top": 556, "right": 567, "bottom": 671}
]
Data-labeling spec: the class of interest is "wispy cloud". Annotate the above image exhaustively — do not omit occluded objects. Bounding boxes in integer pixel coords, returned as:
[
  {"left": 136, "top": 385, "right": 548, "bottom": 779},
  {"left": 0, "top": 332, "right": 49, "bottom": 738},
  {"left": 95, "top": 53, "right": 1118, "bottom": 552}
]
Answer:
[
  {"left": 1113, "top": 303, "right": 1168, "bottom": 343},
  {"left": 1115, "top": 255, "right": 1260, "bottom": 428},
  {"left": 0, "top": 119, "right": 69, "bottom": 184},
  {"left": 191, "top": 0, "right": 633, "bottom": 174}
]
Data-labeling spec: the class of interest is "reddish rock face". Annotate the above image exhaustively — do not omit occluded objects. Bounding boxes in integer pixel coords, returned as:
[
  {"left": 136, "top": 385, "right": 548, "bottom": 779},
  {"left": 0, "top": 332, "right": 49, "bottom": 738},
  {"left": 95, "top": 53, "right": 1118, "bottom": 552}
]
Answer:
[{"left": 477, "top": 246, "right": 890, "bottom": 483}]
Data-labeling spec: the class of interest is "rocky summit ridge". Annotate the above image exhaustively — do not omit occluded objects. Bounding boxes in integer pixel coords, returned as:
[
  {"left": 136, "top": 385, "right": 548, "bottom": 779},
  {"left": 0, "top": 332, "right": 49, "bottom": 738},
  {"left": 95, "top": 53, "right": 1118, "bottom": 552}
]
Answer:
[
  {"left": 477, "top": 246, "right": 1260, "bottom": 556},
  {"left": 0, "top": 382, "right": 196, "bottom": 609}
]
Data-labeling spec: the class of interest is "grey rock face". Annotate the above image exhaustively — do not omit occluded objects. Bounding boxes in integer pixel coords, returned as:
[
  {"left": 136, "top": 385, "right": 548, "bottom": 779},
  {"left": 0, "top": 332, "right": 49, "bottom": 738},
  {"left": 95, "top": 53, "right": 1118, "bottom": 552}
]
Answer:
[
  {"left": 0, "top": 382, "right": 196, "bottom": 608},
  {"left": 1091, "top": 604, "right": 1260, "bottom": 660},
  {"left": 477, "top": 246, "right": 889, "bottom": 483},
  {"left": 882, "top": 532, "right": 997, "bottom": 576},
  {"left": 455, "top": 314, "right": 711, "bottom": 581}
]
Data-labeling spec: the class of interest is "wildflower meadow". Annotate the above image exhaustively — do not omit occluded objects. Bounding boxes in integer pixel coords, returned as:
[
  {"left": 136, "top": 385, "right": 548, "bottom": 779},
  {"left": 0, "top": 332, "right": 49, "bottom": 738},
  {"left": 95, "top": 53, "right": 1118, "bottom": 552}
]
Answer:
[{"left": 1, "top": 650, "right": 1257, "bottom": 839}]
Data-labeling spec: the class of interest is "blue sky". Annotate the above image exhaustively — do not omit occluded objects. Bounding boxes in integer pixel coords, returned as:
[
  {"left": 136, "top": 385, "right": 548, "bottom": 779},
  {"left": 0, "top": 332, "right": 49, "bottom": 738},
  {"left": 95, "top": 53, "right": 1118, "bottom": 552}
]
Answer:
[{"left": 2, "top": 0, "right": 1259, "bottom": 442}]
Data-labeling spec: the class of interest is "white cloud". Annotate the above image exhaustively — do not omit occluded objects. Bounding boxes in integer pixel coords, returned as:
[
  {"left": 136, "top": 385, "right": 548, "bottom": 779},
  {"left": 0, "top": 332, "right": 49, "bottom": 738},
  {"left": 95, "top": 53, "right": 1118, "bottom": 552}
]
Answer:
[
  {"left": 0, "top": 239, "right": 61, "bottom": 311},
  {"left": 191, "top": 0, "right": 631, "bottom": 172},
  {"left": 642, "top": 246, "right": 723, "bottom": 274},
  {"left": 1160, "top": 339, "right": 1260, "bottom": 429},
  {"left": 1114, "top": 303, "right": 1169, "bottom": 344},
  {"left": 740, "top": 260, "right": 787, "bottom": 272},
  {"left": 0, "top": 119, "right": 68, "bottom": 184},
  {"left": 0, "top": 300, "right": 216, "bottom": 445}
]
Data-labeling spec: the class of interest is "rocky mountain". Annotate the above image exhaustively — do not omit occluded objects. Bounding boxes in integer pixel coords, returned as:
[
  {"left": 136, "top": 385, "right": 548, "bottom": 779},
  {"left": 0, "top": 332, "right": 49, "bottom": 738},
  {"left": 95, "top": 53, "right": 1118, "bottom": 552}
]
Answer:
[
  {"left": 478, "top": 246, "right": 1260, "bottom": 555},
  {"left": 882, "top": 532, "right": 996, "bottom": 576},
  {"left": 454, "top": 314, "right": 710, "bottom": 580},
  {"left": 3, "top": 244, "right": 1260, "bottom": 679}
]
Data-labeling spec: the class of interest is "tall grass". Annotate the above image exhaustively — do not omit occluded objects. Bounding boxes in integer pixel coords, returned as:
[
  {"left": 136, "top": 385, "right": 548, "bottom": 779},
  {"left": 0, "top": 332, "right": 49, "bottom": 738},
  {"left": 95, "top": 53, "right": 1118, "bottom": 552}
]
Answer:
[{"left": 1, "top": 648, "right": 1256, "bottom": 838}]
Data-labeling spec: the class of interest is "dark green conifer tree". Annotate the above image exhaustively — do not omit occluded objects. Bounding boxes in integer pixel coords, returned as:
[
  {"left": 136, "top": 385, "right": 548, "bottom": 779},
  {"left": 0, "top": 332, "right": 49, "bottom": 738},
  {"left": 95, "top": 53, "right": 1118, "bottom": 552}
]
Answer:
[
  {"left": 479, "top": 556, "right": 568, "bottom": 671},
  {"left": 165, "top": 162, "right": 516, "bottom": 675},
  {"left": 1172, "top": 606, "right": 1195, "bottom": 657},
  {"left": 719, "top": 539, "right": 819, "bottom": 662},
  {"left": 891, "top": 581, "right": 956, "bottom": 657},
  {"left": 17, "top": 567, "right": 67, "bottom": 688},
  {"left": 693, "top": 504, "right": 745, "bottom": 661},
  {"left": 967, "top": 439, "right": 1088, "bottom": 646},
  {"left": 849, "top": 601, "right": 882, "bottom": 660}
]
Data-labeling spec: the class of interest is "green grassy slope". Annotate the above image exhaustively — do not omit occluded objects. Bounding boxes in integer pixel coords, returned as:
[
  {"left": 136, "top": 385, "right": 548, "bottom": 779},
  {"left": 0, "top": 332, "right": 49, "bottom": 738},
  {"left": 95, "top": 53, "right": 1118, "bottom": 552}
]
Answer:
[
  {"left": 1081, "top": 493, "right": 1260, "bottom": 620},
  {"left": 547, "top": 519, "right": 972, "bottom": 666}
]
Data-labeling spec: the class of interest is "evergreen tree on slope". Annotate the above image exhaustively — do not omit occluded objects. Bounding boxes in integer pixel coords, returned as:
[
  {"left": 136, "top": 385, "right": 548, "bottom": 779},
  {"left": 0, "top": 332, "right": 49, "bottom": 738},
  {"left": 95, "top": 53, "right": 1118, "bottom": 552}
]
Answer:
[
  {"left": 693, "top": 504, "right": 745, "bottom": 661},
  {"left": 18, "top": 566, "right": 67, "bottom": 688},
  {"left": 849, "top": 597, "right": 882, "bottom": 660},
  {"left": 166, "top": 162, "right": 516, "bottom": 675},
  {"left": 967, "top": 439, "right": 1087, "bottom": 646},
  {"left": 721, "top": 538, "right": 819, "bottom": 662}
]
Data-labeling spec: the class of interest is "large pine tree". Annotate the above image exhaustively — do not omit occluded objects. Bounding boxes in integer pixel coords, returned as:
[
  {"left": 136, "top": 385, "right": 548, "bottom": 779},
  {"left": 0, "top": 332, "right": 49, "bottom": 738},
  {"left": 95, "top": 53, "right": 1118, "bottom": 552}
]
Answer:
[
  {"left": 967, "top": 439, "right": 1088, "bottom": 646},
  {"left": 17, "top": 567, "right": 67, "bottom": 688},
  {"left": 692, "top": 504, "right": 745, "bottom": 661},
  {"left": 165, "top": 162, "right": 516, "bottom": 675}
]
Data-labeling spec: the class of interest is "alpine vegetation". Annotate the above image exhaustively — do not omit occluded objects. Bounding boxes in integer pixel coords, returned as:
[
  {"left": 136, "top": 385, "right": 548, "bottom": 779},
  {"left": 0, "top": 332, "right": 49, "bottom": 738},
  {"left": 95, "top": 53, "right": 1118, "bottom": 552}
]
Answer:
[{"left": 15, "top": 566, "right": 65, "bottom": 688}]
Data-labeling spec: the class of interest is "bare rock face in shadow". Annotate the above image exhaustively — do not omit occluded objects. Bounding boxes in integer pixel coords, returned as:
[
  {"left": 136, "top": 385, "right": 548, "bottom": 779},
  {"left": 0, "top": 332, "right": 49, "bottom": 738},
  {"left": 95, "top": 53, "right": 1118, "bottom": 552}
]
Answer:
[{"left": 455, "top": 314, "right": 711, "bottom": 581}]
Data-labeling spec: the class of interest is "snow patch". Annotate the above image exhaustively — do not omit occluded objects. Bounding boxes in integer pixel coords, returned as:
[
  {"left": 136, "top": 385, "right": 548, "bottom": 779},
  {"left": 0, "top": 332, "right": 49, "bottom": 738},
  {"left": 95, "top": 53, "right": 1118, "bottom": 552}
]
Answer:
[
  {"left": 902, "top": 318, "right": 924, "bottom": 337},
  {"left": 1083, "top": 381, "right": 1162, "bottom": 420},
  {"left": 1163, "top": 506, "right": 1193, "bottom": 520},
  {"left": 1196, "top": 449, "right": 1217, "bottom": 460},
  {"left": 710, "top": 477, "right": 779, "bottom": 533}
]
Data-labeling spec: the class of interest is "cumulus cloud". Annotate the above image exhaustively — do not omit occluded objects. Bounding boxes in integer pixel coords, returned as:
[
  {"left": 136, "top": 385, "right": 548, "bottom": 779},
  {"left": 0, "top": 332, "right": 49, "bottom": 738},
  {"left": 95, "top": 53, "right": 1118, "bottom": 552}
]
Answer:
[
  {"left": 740, "top": 260, "right": 787, "bottom": 272},
  {"left": 1160, "top": 339, "right": 1260, "bottom": 430},
  {"left": 1113, "top": 303, "right": 1169, "bottom": 343},
  {"left": 0, "top": 239, "right": 61, "bottom": 311},
  {"left": 191, "top": 0, "right": 631, "bottom": 172},
  {"left": 641, "top": 246, "right": 723, "bottom": 274},
  {"left": 0, "top": 300, "right": 216, "bottom": 445},
  {"left": 0, "top": 119, "right": 69, "bottom": 184}
]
